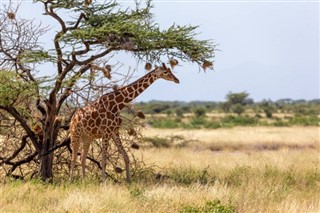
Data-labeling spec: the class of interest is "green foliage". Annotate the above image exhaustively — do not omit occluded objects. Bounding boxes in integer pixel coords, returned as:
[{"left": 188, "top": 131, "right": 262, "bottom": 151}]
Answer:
[
  {"left": 221, "top": 115, "right": 259, "bottom": 127},
  {"left": 221, "top": 102, "right": 231, "bottom": 113},
  {"left": 18, "top": 49, "right": 55, "bottom": 64},
  {"left": 176, "top": 108, "right": 184, "bottom": 118},
  {"left": 180, "top": 200, "right": 235, "bottom": 213},
  {"left": 193, "top": 107, "right": 207, "bottom": 118},
  {"left": 226, "top": 92, "right": 250, "bottom": 106},
  {"left": 0, "top": 71, "right": 37, "bottom": 106},
  {"left": 189, "top": 117, "right": 207, "bottom": 128},
  {"left": 260, "top": 101, "right": 275, "bottom": 118},
  {"left": 129, "top": 186, "right": 145, "bottom": 199},
  {"left": 221, "top": 91, "right": 252, "bottom": 115},
  {"left": 288, "top": 115, "right": 320, "bottom": 126},
  {"left": 148, "top": 118, "right": 181, "bottom": 128},
  {"left": 231, "top": 104, "right": 244, "bottom": 115},
  {"left": 59, "top": 0, "right": 215, "bottom": 65}
]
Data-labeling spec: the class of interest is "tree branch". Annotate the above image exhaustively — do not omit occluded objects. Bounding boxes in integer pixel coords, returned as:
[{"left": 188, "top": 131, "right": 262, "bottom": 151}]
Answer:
[
  {"left": 0, "top": 135, "right": 28, "bottom": 166},
  {"left": 57, "top": 64, "right": 91, "bottom": 112},
  {"left": 7, "top": 151, "right": 38, "bottom": 175},
  {"left": 0, "top": 106, "right": 41, "bottom": 152}
]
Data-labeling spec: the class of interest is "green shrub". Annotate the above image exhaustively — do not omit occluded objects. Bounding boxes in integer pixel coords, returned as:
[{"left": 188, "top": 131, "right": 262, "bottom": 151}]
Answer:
[
  {"left": 231, "top": 104, "right": 245, "bottom": 115},
  {"left": 180, "top": 200, "right": 235, "bottom": 213},
  {"left": 288, "top": 115, "right": 320, "bottom": 126},
  {"left": 204, "top": 121, "right": 221, "bottom": 129},
  {"left": 221, "top": 115, "right": 258, "bottom": 127},
  {"left": 176, "top": 108, "right": 184, "bottom": 117},
  {"left": 129, "top": 186, "right": 145, "bottom": 199},
  {"left": 194, "top": 107, "right": 207, "bottom": 118},
  {"left": 148, "top": 118, "right": 180, "bottom": 128},
  {"left": 273, "top": 120, "right": 289, "bottom": 127},
  {"left": 190, "top": 117, "right": 207, "bottom": 128}
]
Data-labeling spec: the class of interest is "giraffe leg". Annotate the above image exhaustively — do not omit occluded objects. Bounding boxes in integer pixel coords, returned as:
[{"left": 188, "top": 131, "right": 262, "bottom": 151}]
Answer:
[
  {"left": 112, "top": 132, "right": 131, "bottom": 183},
  {"left": 101, "top": 136, "right": 110, "bottom": 180},
  {"left": 81, "top": 135, "right": 91, "bottom": 178},
  {"left": 70, "top": 134, "right": 81, "bottom": 180}
]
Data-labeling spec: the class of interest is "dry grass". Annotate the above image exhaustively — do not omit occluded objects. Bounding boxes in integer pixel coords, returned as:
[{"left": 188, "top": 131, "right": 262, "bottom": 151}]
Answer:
[
  {"left": 1, "top": 126, "right": 320, "bottom": 213},
  {"left": 142, "top": 126, "right": 320, "bottom": 145}
]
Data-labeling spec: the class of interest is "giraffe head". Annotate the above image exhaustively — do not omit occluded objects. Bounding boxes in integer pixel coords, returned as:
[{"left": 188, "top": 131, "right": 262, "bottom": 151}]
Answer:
[{"left": 154, "top": 63, "right": 180, "bottom": 84}]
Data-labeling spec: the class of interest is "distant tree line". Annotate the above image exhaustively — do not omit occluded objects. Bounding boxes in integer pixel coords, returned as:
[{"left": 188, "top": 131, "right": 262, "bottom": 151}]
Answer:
[{"left": 136, "top": 92, "right": 320, "bottom": 118}]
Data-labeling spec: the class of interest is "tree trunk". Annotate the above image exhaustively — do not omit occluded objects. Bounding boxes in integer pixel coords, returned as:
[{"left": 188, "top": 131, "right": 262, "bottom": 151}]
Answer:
[
  {"left": 38, "top": 129, "right": 55, "bottom": 181},
  {"left": 38, "top": 144, "right": 54, "bottom": 181},
  {"left": 37, "top": 109, "right": 59, "bottom": 182}
]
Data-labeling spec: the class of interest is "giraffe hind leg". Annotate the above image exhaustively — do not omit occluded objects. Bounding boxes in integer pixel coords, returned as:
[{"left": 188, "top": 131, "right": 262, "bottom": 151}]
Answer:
[
  {"left": 81, "top": 135, "right": 91, "bottom": 178},
  {"left": 112, "top": 132, "right": 131, "bottom": 183}
]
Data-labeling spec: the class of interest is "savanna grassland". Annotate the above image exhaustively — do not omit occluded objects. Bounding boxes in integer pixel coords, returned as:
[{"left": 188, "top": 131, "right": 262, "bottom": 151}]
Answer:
[{"left": 1, "top": 126, "right": 319, "bottom": 213}]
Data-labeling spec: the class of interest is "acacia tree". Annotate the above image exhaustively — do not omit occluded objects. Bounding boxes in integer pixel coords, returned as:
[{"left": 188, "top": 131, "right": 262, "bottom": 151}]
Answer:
[{"left": 0, "top": 0, "right": 215, "bottom": 181}]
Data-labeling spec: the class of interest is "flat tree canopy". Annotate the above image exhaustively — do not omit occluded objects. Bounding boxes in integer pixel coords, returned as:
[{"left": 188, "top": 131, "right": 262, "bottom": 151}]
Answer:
[{"left": 0, "top": 0, "right": 215, "bottom": 181}]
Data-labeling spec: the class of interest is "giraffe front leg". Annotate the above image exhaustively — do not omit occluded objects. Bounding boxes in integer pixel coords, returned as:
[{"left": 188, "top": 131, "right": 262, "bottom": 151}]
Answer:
[
  {"left": 101, "top": 136, "right": 110, "bottom": 180},
  {"left": 112, "top": 132, "right": 131, "bottom": 183},
  {"left": 70, "top": 135, "right": 80, "bottom": 181}
]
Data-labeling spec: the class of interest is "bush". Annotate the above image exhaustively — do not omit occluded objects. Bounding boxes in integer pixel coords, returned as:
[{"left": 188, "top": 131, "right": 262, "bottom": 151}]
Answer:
[
  {"left": 204, "top": 121, "right": 221, "bottom": 129},
  {"left": 190, "top": 117, "right": 207, "bottom": 128},
  {"left": 194, "top": 107, "right": 207, "bottom": 118},
  {"left": 176, "top": 108, "right": 184, "bottom": 117},
  {"left": 221, "top": 115, "right": 258, "bottom": 127},
  {"left": 148, "top": 118, "right": 180, "bottom": 128},
  {"left": 288, "top": 115, "right": 320, "bottom": 126},
  {"left": 180, "top": 200, "right": 235, "bottom": 213},
  {"left": 231, "top": 104, "right": 245, "bottom": 115}
]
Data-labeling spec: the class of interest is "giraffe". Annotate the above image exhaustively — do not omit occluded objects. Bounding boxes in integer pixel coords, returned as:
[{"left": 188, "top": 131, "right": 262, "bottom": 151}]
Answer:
[{"left": 69, "top": 63, "right": 180, "bottom": 183}]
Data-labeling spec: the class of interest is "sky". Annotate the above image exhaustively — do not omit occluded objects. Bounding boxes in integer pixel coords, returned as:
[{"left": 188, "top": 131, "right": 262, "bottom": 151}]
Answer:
[{"left": 1, "top": 0, "right": 319, "bottom": 102}]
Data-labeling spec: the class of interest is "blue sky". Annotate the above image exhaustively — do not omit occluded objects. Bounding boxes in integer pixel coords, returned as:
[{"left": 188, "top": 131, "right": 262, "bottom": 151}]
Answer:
[{"left": 2, "top": 0, "right": 319, "bottom": 102}]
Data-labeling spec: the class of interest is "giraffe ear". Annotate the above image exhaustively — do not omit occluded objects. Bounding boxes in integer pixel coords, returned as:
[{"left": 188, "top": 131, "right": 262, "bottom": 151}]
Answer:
[{"left": 162, "top": 63, "right": 167, "bottom": 70}]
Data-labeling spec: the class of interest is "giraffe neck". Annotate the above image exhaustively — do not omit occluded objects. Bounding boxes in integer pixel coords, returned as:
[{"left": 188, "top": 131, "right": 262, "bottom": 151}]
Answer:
[
  {"left": 101, "top": 70, "right": 159, "bottom": 110},
  {"left": 119, "top": 70, "right": 158, "bottom": 107}
]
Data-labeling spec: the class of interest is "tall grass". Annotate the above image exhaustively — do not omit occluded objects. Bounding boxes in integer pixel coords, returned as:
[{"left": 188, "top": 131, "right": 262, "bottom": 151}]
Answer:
[{"left": 1, "top": 127, "right": 319, "bottom": 213}]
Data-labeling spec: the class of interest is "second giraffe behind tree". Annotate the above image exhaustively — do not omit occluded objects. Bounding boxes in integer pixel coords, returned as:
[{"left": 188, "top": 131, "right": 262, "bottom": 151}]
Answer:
[{"left": 69, "top": 63, "right": 180, "bottom": 183}]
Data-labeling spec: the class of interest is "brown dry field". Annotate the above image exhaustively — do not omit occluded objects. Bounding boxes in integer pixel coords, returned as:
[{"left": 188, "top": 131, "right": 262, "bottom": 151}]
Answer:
[{"left": 1, "top": 126, "right": 319, "bottom": 213}]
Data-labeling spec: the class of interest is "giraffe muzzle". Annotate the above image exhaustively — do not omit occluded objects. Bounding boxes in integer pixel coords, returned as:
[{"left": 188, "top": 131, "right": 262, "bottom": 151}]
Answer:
[{"left": 174, "top": 78, "right": 180, "bottom": 84}]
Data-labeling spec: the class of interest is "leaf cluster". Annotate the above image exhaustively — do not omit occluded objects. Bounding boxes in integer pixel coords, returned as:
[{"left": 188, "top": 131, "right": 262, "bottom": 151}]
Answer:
[
  {"left": 18, "top": 49, "right": 55, "bottom": 64},
  {"left": 0, "top": 71, "right": 37, "bottom": 106},
  {"left": 58, "top": 0, "right": 215, "bottom": 66}
]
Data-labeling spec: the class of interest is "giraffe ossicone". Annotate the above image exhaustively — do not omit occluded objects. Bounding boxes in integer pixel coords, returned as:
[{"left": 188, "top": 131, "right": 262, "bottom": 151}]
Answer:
[{"left": 69, "top": 63, "right": 179, "bottom": 183}]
